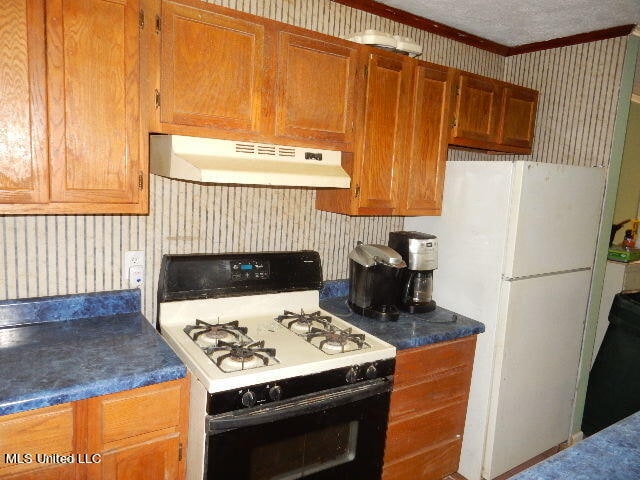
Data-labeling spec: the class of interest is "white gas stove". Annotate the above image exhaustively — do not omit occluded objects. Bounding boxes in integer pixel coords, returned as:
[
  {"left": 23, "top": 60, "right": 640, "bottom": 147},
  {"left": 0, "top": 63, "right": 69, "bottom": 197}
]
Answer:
[
  {"left": 160, "top": 290, "right": 395, "bottom": 393},
  {"left": 157, "top": 251, "right": 396, "bottom": 480}
]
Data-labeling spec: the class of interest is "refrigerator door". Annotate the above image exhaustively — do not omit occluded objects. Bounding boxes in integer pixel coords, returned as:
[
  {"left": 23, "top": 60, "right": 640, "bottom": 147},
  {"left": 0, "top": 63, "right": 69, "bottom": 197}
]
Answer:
[
  {"left": 405, "top": 160, "right": 515, "bottom": 480},
  {"left": 504, "top": 162, "right": 605, "bottom": 278},
  {"left": 483, "top": 269, "right": 592, "bottom": 479}
]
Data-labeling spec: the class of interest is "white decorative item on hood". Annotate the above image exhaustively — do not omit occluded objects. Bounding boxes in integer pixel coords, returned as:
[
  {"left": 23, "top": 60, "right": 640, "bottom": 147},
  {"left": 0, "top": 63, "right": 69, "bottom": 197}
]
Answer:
[
  {"left": 149, "top": 135, "right": 350, "bottom": 188},
  {"left": 346, "top": 30, "right": 422, "bottom": 57}
]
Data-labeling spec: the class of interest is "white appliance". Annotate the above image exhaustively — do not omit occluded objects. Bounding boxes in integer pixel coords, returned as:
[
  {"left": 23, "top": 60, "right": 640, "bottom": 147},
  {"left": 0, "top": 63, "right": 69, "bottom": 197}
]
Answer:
[
  {"left": 157, "top": 251, "right": 395, "bottom": 480},
  {"left": 149, "top": 134, "right": 351, "bottom": 188},
  {"left": 405, "top": 161, "right": 606, "bottom": 480}
]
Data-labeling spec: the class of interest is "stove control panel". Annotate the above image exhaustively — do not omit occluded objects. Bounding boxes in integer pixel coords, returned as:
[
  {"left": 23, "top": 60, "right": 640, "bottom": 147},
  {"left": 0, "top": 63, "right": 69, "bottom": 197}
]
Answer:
[
  {"left": 207, "top": 358, "right": 396, "bottom": 415},
  {"left": 230, "top": 260, "right": 270, "bottom": 281}
]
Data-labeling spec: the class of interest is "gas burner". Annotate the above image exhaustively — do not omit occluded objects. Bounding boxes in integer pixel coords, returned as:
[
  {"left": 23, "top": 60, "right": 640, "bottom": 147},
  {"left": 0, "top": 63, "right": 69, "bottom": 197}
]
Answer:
[
  {"left": 276, "top": 309, "right": 333, "bottom": 334},
  {"left": 184, "top": 319, "right": 249, "bottom": 346},
  {"left": 305, "top": 326, "right": 369, "bottom": 354},
  {"left": 204, "top": 340, "right": 279, "bottom": 373}
]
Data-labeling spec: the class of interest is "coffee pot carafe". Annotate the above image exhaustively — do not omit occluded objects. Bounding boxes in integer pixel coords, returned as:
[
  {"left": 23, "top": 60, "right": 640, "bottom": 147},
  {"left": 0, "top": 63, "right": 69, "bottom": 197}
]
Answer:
[
  {"left": 388, "top": 231, "right": 438, "bottom": 313},
  {"left": 348, "top": 242, "right": 406, "bottom": 321}
]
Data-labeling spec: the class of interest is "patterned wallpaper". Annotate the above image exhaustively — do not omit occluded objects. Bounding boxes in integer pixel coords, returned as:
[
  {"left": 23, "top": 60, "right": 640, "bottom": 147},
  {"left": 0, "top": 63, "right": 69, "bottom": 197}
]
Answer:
[
  {"left": 0, "top": 0, "right": 629, "bottom": 321},
  {"left": 502, "top": 37, "right": 627, "bottom": 167}
]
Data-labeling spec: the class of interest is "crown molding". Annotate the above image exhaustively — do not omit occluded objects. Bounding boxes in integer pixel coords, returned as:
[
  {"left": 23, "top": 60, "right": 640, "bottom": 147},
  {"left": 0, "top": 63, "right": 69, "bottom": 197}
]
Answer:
[{"left": 331, "top": 0, "right": 635, "bottom": 57}]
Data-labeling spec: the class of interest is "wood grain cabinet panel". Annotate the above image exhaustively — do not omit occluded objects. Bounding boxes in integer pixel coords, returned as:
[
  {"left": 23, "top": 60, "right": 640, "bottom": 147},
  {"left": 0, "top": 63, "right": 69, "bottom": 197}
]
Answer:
[
  {"left": 383, "top": 336, "right": 477, "bottom": 480},
  {"left": 383, "top": 439, "right": 461, "bottom": 480},
  {"left": 47, "top": 0, "right": 142, "bottom": 204},
  {"left": 355, "top": 51, "right": 410, "bottom": 214},
  {"left": 498, "top": 85, "right": 538, "bottom": 150},
  {"left": 450, "top": 71, "right": 500, "bottom": 145},
  {"left": 160, "top": 0, "right": 265, "bottom": 134},
  {"left": 0, "top": 0, "right": 48, "bottom": 204},
  {"left": 316, "top": 54, "right": 451, "bottom": 216},
  {"left": 449, "top": 70, "right": 538, "bottom": 154},
  {"left": 85, "top": 378, "right": 189, "bottom": 480},
  {"left": 0, "top": 403, "right": 75, "bottom": 477},
  {"left": 397, "top": 62, "right": 450, "bottom": 215},
  {"left": 274, "top": 30, "right": 358, "bottom": 147},
  {"left": 95, "top": 436, "right": 180, "bottom": 480},
  {"left": 0, "top": 0, "right": 147, "bottom": 213}
]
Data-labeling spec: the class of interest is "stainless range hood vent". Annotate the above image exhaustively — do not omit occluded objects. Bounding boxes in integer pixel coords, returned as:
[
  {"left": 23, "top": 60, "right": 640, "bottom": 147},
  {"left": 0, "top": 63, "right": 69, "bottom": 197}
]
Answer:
[{"left": 150, "top": 135, "right": 351, "bottom": 188}]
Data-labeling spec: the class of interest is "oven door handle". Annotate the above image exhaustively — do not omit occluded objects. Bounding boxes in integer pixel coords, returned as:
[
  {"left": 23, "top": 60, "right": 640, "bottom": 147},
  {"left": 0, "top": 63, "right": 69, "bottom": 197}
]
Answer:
[{"left": 207, "top": 377, "right": 391, "bottom": 434}]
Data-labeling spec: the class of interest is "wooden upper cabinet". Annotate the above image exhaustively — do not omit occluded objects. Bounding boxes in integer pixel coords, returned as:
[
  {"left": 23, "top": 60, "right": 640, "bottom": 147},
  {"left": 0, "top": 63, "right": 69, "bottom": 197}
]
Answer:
[
  {"left": 450, "top": 71, "right": 500, "bottom": 145},
  {"left": 274, "top": 29, "right": 358, "bottom": 148},
  {"left": 159, "top": 0, "right": 265, "bottom": 135},
  {"left": 498, "top": 85, "right": 538, "bottom": 150},
  {"left": 397, "top": 62, "right": 450, "bottom": 215},
  {"left": 46, "top": 0, "right": 142, "bottom": 205},
  {"left": 355, "top": 51, "right": 411, "bottom": 214},
  {"left": 0, "top": 0, "right": 48, "bottom": 204},
  {"left": 449, "top": 70, "right": 538, "bottom": 154},
  {"left": 316, "top": 52, "right": 451, "bottom": 217}
]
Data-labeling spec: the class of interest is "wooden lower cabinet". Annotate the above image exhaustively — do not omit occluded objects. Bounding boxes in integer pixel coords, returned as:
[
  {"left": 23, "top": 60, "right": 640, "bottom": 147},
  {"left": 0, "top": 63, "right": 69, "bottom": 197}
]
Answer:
[
  {"left": 98, "top": 436, "right": 180, "bottom": 480},
  {"left": 0, "top": 377, "right": 188, "bottom": 480},
  {"left": 383, "top": 336, "right": 477, "bottom": 480}
]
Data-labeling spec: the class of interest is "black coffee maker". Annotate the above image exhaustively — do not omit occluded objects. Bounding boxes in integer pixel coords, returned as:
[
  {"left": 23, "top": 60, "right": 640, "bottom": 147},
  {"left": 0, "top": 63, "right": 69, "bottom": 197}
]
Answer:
[
  {"left": 348, "top": 242, "right": 406, "bottom": 321},
  {"left": 389, "top": 231, "right": 438, "bottom": 313}
]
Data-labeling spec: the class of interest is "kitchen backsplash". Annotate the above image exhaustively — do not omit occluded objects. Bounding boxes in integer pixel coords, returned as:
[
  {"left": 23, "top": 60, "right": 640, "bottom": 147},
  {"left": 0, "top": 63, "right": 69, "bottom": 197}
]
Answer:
[{"left": 0, "top": 0, "right": 628, "bottom": 321}]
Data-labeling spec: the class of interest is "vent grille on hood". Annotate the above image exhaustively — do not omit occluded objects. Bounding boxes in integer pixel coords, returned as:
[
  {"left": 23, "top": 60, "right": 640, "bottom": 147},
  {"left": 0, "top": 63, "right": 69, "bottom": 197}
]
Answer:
[{"left": 149, "top": 135, "right": 351, "bottom": 188}]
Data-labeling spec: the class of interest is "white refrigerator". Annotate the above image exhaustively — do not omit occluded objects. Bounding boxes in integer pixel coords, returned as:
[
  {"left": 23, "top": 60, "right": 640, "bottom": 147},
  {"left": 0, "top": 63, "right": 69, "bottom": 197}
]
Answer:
[{"left": 405, "top": 161, "right": 606, "bottom": 480}]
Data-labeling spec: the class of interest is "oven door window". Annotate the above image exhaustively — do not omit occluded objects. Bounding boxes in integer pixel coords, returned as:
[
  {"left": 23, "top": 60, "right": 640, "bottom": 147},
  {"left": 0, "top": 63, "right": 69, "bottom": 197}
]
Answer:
[{"left": 206, "top": 389, "right": 390, "bottom": 480}]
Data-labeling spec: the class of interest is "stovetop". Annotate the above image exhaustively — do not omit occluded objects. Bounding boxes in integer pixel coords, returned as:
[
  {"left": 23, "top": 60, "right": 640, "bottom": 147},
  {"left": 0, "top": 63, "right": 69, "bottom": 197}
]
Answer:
[{"left": 159, "top": 290, "right": 396, "bottom": 393}]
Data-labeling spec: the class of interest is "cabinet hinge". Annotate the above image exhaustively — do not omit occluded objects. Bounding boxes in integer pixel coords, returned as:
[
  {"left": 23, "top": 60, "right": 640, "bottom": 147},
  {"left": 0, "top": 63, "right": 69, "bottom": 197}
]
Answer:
[
  {"left": 456, "top": 86, "right": 460, "bottom": 95},
  {"left": 364, "top": 64, "right": 368, "bottom": 78},
  {"left": 138, "top": 9, "right": 144, "bottom": 30},
  {"left": 178, "top": 442, "right": 183, "bottom": 461},
  {"left": 154, "top": 89, "right": 161, "bottom": 109},
  {"left": 450, "top": 118, "right": 457, "bottom": 128},
  {"left": 138, "top": 171, "right": 144, "bottom": 191},
  {"left": 155, "top": 14, "right": 161, "bottom": 34},
  {"left": 354, "top": 184, "right": 360, "bottom": 198}
]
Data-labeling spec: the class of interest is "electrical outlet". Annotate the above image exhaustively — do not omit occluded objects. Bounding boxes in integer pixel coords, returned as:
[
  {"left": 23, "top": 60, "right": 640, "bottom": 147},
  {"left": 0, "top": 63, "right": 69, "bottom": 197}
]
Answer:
[{"left": 123, "top": 250, "right": 145, "bottom": 287}]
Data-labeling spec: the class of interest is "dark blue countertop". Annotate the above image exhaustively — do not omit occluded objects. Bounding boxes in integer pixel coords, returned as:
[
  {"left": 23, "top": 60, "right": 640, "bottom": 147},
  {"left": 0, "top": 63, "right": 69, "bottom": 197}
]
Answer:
[
  {"left": 319, "top": 281, "right": 484, "bottom": 350},
  {"left": 0, "top": 290, "right": 186, "bottom": 416},
  {"left": 511, "top": 411, "right": 640, "bottom": 480}
]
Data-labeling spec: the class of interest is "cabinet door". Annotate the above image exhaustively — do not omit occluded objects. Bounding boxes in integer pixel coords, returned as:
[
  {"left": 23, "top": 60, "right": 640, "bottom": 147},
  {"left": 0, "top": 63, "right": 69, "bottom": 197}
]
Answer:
[
  {"left": 0, "top": 403, "right": 75, "bottom": 477},
  {"left": 274, "top": 30, "right": 357, "bottom": 148},
  {"left": 450, "top": 71, "right": 500, "bottom": 144},
  {"left": 355, "top": 51, "right": 410, "bottom": 214},
  {"left": 498, "top": 85, "right": 538, "bottom": 150},
  {"left": 98, "top": 436, "right": 180, "bottom": 480},
  {"left": 2, "top": 464, "right": 75, "bottom": 480},
  {"left": 46, "top": 0, "right": 141, "bottom": 204},
  {"left": 160, "top": 0, "right": 265, "bottom": 134},
  {"left": 0, "top": 0, "right": 48, "bottom": 204},
  {"left": 398, "top": 62, "right": 450, "bottom": 215}
]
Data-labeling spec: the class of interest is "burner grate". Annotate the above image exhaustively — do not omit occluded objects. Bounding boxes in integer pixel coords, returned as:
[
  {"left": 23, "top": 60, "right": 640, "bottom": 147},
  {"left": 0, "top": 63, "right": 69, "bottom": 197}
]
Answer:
[
  {"left": 184, "top": 319, "right": 249, "bottom": 346},
  {"left": 276, "top": 309, "right": 333, "bottom": 334},
  {"left": 305, "top": 325, "right": 369, "bottom": 354},
  {"left": 204, "top": 340, "right": 279, "bottom": 373}
]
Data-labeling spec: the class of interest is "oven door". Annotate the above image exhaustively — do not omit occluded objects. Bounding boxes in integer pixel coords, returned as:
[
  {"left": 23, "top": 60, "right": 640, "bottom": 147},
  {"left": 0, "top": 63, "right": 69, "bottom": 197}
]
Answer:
[{"left": 205, "top": 378, "right": 392, "bottom": 480}]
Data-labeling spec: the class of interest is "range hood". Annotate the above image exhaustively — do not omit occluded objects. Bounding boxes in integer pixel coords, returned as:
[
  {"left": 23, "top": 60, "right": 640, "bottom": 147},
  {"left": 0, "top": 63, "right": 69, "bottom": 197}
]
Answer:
[{"left": 149, "top": 135, "right": 350, "bottom": 188}]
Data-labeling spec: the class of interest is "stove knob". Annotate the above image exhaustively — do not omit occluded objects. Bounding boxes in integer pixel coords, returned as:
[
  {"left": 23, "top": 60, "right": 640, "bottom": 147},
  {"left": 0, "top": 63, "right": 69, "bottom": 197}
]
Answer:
[
  {"left": 241, "top": 390, "right": 256, "bottom": 408},
  {"left": 365, "top": 364, "right": 378, "bottom": 380},
  {"left": 346, "top": 367, "right": 358, "bottom": 384},
  {"left": 268, "top": 385, "right": 283, "bottom": 401}
]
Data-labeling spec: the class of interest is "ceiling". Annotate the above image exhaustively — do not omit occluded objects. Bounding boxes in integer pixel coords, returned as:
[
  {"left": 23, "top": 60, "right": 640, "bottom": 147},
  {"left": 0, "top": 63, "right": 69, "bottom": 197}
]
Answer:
[{"left": 375, "top": 0, "right": 640, "bottom": 47}]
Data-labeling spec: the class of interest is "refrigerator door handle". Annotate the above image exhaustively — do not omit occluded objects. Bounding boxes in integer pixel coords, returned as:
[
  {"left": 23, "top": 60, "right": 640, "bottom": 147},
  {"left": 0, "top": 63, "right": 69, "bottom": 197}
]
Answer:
[{"left": 502, "top": 266, "right": 592, "bottom": 282}]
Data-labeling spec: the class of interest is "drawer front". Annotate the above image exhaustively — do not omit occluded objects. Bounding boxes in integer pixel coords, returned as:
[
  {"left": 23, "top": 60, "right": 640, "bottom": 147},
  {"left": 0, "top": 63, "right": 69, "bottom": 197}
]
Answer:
[
  {"left": 395, "top": 336, "right": 476, "bottom": 388},
  {"left": 383, "top": 438, "right": 461, "bottom": 480},
  {"left": 389, "top": 366, "right": 472, "bottom": 422},
  {"left": 93, "top": 381, "right": 182, "bottom": 446},
  {"left": 384, "top": 400, "right": 466, "bottom": 462},
  {"left": 0, "top": 403, "right": 74, "bottom": 475}
]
